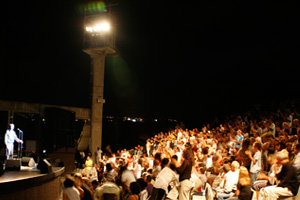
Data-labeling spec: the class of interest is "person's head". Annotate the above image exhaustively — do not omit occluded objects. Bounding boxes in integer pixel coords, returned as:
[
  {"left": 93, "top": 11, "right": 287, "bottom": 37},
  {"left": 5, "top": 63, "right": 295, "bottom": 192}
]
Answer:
[
  {"left": 242, "top": 138, "right": 250, "bottom": 149},
  {"left": 129, "top": 181, "right": 141, "bottom": 195},
  {"left": 74, "top": 173, "right": 83, "bottom": 185},
  {"left": 137, "top": 178, "right": 147, "bottom": 190},
  {"left": 161, "top": 158, "right": 169, "bottom": 169},
  {"left": 91, "top": 180, "right": 99, "bottom": 189},
  {"left": 199, "top": 167, "right": 206, "bottom": 174},
  {"left": 171, "top": 154, "right": 178, "bottom": 161},
  {"left": 238, "top": 166, "right": 251, "bottom": 186},
  {"left": 64, "top": 176, "right": 75, "bottom": 188},
  {"left": 146, "top": 175, "right": 152, "bottom": 183},
  {"left": 275, "top": 150, "right": 289, "bottom": 164},
  {"left": 231, "top": 161, "right": 240, "bottom": 172},
  {"left": 9, "top": 123, "right": 14, "bottom": 130},
  {"left": 106, "top": 163, "right": 112, "bottom": 172},
  {"left": 202, "top": 146, "right": 209, "bottom": 155},
  {"left": 286, "top": 142, "right": 293, "bottom": 152},
  {"left": 295, "top": 143, "right": 300, "bottom": 155},
  {"left": 237, "top": 129, "right": 242, "bottom": 136},
  {"left": 223, "top": 164, "right": 231, "bottom": 173},
  {"left": 253, "top": 142, "right": 261, "bottom": 152}
]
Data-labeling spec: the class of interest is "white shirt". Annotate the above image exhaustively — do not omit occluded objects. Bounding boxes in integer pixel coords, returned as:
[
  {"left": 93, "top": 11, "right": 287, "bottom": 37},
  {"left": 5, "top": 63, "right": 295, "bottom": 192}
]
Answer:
[
  {"left": 153, "top": 167, "right": 179, "bottom": 193},
  {"left": 4, "top": 129, "right": 19, "bottom": 145},
  {"left": 134, "top": 163, "right": 142, "bottom": 179},
  {"left": 94, "top": 182, "right": 120, "bottom": 200},
  {"left": 250, "top": 151, "right": 261, "bottom": 173},
  {"left": 121, "top": 169, "right": 136, "bottom": 190},
  {"left": 269, "top": 123, "right": 276, "bottom": 138},
  {"left": 293, "top": 152, "right": 300, "bottom": 169},
  {"left": 63, "top": 186, "right": 80, "bottom": 200},
  {"left": 224, "top": 169, "right": 239, "bottom": 193}
]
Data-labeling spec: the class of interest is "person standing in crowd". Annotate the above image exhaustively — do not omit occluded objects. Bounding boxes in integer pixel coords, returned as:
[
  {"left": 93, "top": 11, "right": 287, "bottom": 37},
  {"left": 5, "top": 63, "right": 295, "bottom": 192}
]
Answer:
[
  {"left": 96, "top": 147, "right": 102, "bottom": 165},
  {"left": 235, "top": 129, "right": 244, "bottom": 149},
  {"left": 4, "top": 123, "right": 23, "bottom": 159},
  {"left": 236, "top": 139, "right": 252, "bottom": 171},
  {"left": 246, "top": 141, "right": 261, "bottom": 185},
  {"left": 149, "top": 158, "right": 179, "bottom": 200},
  {"left": 174, "top": 143, "right": 194, "bottom": 200}
]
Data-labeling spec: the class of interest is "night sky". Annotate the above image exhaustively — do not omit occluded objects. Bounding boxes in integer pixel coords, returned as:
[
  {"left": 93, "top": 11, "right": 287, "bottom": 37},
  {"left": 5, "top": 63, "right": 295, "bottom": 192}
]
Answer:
[{"left": 1, "top": 0, "right": 300, "bottom": 127}]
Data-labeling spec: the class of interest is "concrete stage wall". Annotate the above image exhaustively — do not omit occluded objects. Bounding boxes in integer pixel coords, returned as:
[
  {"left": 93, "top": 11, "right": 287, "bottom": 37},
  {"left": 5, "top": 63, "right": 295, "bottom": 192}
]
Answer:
[{"left": 0, "top": 167, "right": 65, "bottom": 200}]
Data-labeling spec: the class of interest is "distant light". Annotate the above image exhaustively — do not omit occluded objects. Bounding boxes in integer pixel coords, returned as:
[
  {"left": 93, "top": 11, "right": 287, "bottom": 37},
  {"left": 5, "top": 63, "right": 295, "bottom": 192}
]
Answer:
[
  {"left": 132, "top": 119, "right": 137, "bottom": 122},
  {"left": 43, "top": 150, "right": 46, "bottom": 153},
  {"left": 42, "top": 118, "right": 46, "bottom": 121},
  {"left": 86, "top": 22, "right": 110, "bottom": 33},
  {"left": 154, "top": 119, "right": 158, "bottom": 122}
]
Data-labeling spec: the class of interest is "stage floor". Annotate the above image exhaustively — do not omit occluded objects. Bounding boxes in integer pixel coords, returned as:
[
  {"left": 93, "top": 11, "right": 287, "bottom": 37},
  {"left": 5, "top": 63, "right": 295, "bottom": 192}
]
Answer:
[
  {"left": 0, "top": 165, "right": 65, "bottom": 193},
  {"left": 0, "top": 166, "right": 44, "bottom": 184}
]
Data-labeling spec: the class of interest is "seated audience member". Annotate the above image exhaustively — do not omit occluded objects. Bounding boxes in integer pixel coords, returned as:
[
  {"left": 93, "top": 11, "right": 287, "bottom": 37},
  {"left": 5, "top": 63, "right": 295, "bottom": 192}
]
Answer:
[
  {"left": 146, "top": 175, "right": 153, "bottom": 197},
  {"left": 120, "top": 164, "right": 136, "bottom": 199},
  {"left": 212, "top": 164, "right": 231, "bottom": 189},
  {"left": 91, "top": 180, "right": 99, "bottom": 192},
  {"left": 104, "top": 163, "right": 118, "bottom": 182},
  {"left": 252, "top": 154, "right": 279, "bottom": 200},
  {"left": 216, "top": 161, "right": 240, "bottom": 200},
  {"left": 227, "top": 166, "right": 252, "bottom": 200},
  {"left": 137, "top": 178, "right": 148, "bottom": 200},
  {"left": 74, "top": 173, "right": 93, "bottom": 200},
  {"left": 63, "top": 176, "right": 84, "bottom": 200},
  {"left": 127, "top": 181, "right": 141, "bottom": 200},
  {"left": 259, "top": 150, "right": 299, "bottom": 200},
  {"left": 94, "top": 173, "right": 121, "bottom": 200}
]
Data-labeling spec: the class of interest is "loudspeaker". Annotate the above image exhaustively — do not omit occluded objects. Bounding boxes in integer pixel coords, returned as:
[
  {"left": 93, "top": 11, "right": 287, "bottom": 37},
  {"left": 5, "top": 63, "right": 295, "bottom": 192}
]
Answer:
[
  {"left": 21, "top": 157, "right": 36, "bottom": 167},
  {"left": 6, "top": 159, "right": 21, "bottom": 171},
  {"left": 37, "top": 158, "right": 52, "bottom": 174}
]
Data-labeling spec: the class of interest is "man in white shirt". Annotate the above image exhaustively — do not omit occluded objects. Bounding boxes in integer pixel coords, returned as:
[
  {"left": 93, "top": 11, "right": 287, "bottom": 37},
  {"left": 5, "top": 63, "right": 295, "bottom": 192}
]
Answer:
[
  {"left": 94, "top": 173, "right": 121, "bottom": 200},
  {"left": 217, "top": 161, "right": 240, "bottom": 200},
  {"left": 4, "top": 124, "right": 23, "bottom": 159}
]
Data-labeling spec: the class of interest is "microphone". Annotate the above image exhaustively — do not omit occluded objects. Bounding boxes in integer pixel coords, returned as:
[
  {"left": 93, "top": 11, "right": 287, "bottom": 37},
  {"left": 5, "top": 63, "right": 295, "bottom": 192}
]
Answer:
[{"left": 17, "top": 128, "right": 22, "bottom": 131}]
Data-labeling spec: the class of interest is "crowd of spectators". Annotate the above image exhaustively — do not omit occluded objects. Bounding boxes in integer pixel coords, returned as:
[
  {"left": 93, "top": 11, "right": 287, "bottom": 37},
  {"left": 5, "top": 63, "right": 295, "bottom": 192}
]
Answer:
[{"left": 63, "top": 99, "right": 300, "bottom": 200}]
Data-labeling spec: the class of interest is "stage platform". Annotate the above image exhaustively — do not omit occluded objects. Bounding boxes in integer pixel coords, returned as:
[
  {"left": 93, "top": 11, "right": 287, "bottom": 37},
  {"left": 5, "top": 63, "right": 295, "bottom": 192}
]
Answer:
[{"left": 0, "top": 165, "right": 65, "bottom": 200}]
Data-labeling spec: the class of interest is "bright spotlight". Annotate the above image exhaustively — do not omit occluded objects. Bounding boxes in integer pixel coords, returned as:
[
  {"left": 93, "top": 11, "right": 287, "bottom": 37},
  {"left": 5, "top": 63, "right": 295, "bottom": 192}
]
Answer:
[{"left": 86, "top": 22, "right": 110, "bottom": 33}]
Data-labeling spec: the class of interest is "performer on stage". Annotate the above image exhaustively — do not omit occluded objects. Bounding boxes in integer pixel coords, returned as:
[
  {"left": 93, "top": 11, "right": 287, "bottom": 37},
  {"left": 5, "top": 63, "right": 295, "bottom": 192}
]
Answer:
[{"left": 4, "top": 124, "right": 23, "bottom": 159}]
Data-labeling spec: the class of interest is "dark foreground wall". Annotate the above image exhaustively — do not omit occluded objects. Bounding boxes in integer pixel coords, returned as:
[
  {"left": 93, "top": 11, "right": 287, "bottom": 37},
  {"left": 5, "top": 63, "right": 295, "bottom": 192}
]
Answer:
[{"left": 0, "top": 167, "right": 65, "bottom": 200}]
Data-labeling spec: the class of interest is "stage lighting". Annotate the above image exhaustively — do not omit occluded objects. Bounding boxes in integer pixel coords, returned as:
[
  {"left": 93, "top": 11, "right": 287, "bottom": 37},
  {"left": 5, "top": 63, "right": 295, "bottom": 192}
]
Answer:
[{"left": 86, "top": 22, "right": 110, "bottom": 33}]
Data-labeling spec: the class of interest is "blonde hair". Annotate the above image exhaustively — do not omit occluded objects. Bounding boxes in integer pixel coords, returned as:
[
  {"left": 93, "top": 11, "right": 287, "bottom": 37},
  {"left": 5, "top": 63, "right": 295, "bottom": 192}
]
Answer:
[{"left": 239, "top": 166, "right": 251, "bottom": 186}]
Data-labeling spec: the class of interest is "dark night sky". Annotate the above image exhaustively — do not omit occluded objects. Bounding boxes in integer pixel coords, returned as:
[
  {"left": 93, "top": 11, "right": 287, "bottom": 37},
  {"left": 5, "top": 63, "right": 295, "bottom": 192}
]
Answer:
[{"left": 1, "top": 0, "right": 300, "bottom": 127}]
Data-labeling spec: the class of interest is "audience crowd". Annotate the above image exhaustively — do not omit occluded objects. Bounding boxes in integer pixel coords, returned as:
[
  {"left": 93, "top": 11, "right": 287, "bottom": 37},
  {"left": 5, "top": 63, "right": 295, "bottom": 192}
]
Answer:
[{"left": 62, "top": 99, "right": 300, "bottom": 200}]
